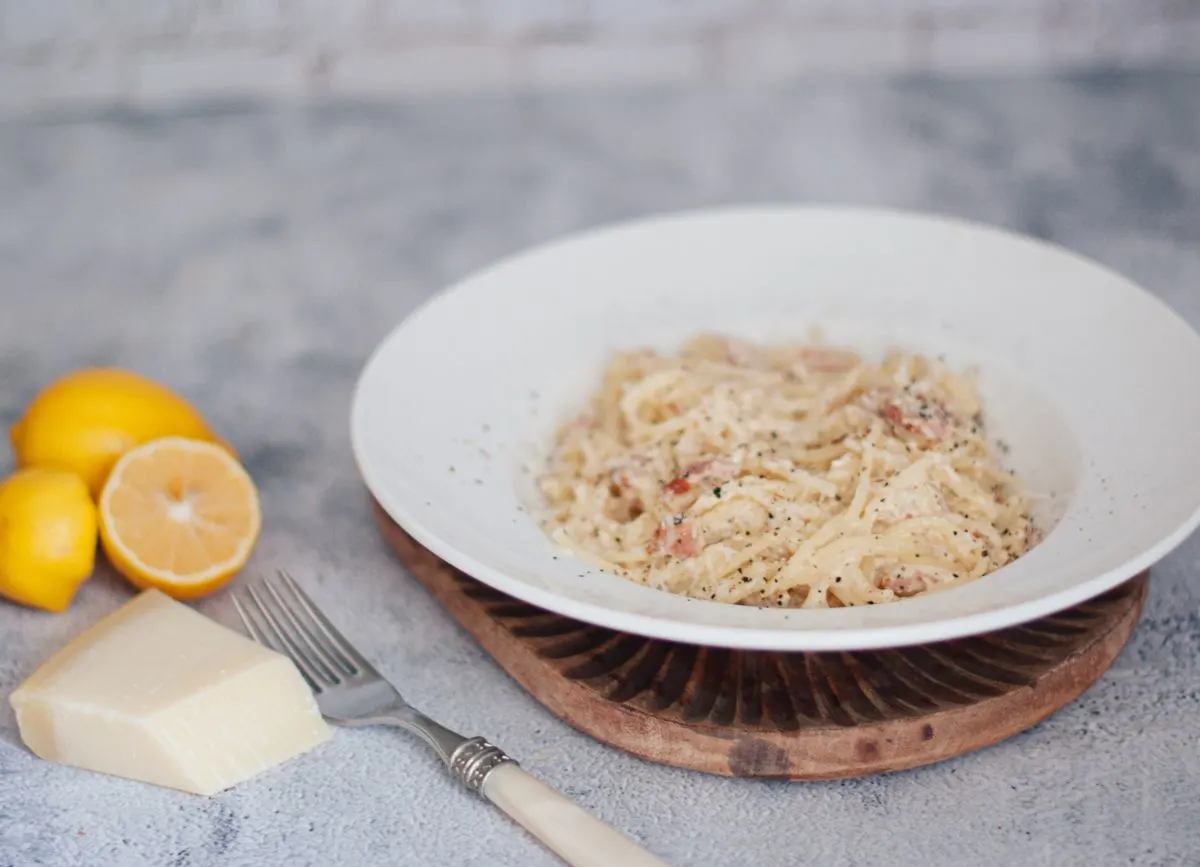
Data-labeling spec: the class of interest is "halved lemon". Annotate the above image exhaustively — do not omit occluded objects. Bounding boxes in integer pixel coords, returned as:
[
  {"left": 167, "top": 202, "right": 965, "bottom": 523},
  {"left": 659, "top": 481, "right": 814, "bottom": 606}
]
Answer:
[{"left": 98, "top": 437, "right": 261, "bottom": 600}]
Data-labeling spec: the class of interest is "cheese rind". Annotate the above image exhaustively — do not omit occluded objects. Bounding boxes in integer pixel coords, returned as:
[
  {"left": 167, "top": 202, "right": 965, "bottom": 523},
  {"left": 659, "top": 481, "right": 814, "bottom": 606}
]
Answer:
[{"left": 10, "top": 588, "right": 331, "bottom": 795}]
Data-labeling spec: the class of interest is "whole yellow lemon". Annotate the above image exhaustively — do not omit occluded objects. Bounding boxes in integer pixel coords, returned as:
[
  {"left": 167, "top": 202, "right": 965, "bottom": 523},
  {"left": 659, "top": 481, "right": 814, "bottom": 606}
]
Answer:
[
  {"left": 0, "top": 469, "right": 98, "bottom": 612},
  {"left": 10, "top": 368, "right": 227, "bottom": 497}
]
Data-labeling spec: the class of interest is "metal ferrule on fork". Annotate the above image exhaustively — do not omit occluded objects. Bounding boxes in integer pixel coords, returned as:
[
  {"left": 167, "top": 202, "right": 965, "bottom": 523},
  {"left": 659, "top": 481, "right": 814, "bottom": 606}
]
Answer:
[{"left": 448, "top": 737, "right": 514, "bottom": 793}]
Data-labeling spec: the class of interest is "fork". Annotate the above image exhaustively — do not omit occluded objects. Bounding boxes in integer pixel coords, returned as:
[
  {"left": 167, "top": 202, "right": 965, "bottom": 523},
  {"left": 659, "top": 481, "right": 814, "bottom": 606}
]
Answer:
[{"left": 231, "top": 571, "right": 669, "bottom": 867}]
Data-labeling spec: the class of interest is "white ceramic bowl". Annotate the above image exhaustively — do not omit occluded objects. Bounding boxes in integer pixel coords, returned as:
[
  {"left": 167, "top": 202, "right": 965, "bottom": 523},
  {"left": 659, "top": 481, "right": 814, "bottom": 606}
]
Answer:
[{"left": 351, "top": 206, "right": 1200, "bottom": 650}]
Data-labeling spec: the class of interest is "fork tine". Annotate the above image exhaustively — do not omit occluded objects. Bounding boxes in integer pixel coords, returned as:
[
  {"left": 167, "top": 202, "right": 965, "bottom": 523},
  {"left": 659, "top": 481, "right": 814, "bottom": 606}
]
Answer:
[
  {"left": 231, "top": 592, "right": 272, "bottom": 647},
  {"left": 233, "top": 590, "right": 320, "bottom": 693},
  {"left": 239, "top": 583, "right": 336, "bottom": 692},
  {"left": 260, "top": 576, "right": 347, "bottom": 682},
  {"left": 232, "top": 591, "right": 290, "bottom": 659},
  {"left": 274, "top": 570, "right": 375, "bottom": 675}
]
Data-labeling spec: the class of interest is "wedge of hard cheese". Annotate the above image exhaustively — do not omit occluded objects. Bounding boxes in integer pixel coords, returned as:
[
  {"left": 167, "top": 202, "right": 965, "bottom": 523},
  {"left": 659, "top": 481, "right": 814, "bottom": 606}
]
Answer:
[{"left": 10, "top": 588, "right": 331, "bottom": 796}]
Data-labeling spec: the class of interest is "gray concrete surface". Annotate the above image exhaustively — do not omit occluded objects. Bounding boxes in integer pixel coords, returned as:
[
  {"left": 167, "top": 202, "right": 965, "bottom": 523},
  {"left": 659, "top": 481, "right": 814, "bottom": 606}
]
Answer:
[{"left": 1, "top": 71, "right": 1198, "bottom": 867}]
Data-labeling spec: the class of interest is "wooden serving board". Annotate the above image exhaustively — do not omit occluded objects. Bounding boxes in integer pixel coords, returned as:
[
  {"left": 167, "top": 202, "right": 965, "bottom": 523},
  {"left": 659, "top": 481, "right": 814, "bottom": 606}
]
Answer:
[{"left": 373, "top": 500, "right": 1148, "bottom": 780}]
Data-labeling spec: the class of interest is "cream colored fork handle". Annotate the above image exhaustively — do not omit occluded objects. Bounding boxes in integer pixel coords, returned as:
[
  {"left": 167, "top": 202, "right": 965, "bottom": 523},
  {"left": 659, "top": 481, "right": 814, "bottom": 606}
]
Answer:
[{"left": 481, "top": 763, "right": 670, "bottom": 867}]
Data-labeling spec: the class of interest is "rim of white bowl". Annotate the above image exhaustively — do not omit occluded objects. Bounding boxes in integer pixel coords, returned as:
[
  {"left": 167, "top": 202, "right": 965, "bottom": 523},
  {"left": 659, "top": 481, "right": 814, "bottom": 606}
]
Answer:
[{"left": 350, "top": 203, "right": 1200, "bottom": 650}]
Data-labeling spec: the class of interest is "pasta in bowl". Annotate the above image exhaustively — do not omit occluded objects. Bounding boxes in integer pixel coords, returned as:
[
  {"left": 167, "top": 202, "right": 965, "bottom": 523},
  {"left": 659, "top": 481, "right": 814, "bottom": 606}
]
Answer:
[
  {"left": 541, "top": 335, "right": 1039, "bottom": 609},
  {"left": 351, "top": 206, "right": 1200, "bottom": 650}
]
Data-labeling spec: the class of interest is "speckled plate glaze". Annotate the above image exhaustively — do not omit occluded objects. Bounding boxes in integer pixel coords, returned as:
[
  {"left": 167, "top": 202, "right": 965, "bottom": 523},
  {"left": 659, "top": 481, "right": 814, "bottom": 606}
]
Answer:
[{"left": 351, "top": 206, "right": 1200, "bottom": 651}]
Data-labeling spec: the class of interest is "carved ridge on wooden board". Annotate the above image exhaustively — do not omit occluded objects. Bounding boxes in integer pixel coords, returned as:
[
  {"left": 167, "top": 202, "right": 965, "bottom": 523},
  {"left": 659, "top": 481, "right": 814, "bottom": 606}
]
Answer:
[{"left": 450, "top": 568, "right": 1145, "bottom": 731}]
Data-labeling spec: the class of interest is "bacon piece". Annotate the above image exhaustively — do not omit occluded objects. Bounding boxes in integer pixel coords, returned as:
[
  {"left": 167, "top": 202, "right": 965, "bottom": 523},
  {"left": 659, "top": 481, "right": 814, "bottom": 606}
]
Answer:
[
  {"left": 883, "top": 570, "right": 929, "bottom": 597},
  {"left": 681, "top": 456, "right": 739, "bottom": 486},
  {"left": 875, "top": 390, "right": 955, "bottom": 442},
  {"left": 876, "top": 564, "right": 956, "bottom": 597},
  {"left": 648, "top": 521, "right": 702, "bottom": 558},
  {"left": 661, "top": 456, "right": 739, "bottom": 500},
  {"left": 662, "top": 477, "right": 692, "bottom": 496}
]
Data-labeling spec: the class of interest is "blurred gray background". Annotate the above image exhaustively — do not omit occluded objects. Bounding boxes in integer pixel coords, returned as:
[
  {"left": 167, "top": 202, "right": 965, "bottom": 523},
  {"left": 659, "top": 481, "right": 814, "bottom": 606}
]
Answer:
[
  {"left": 3, "top": 3, "right": 1200, "bottom": 867},
  {"left": 2, "top": 0, "right": 1200, "bottom": 111}
]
